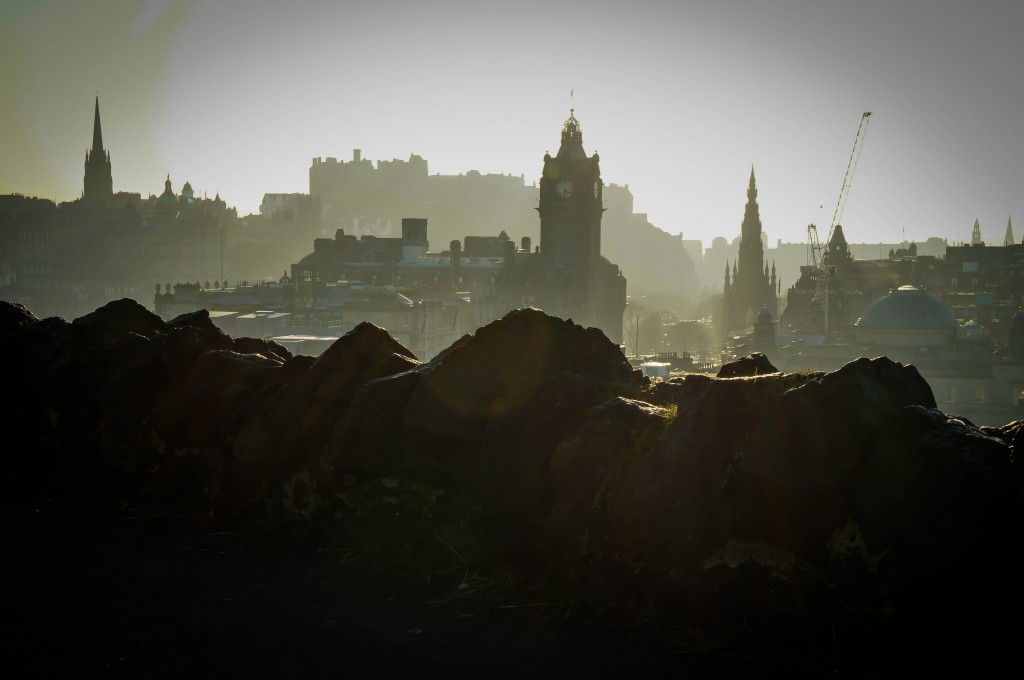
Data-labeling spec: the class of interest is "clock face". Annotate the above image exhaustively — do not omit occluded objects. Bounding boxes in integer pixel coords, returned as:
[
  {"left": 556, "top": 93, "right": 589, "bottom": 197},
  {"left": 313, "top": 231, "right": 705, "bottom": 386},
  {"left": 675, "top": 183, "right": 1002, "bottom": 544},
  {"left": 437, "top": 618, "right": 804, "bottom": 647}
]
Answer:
[{"left": 555, "top": 179, "right": 573, "bottom": 198}]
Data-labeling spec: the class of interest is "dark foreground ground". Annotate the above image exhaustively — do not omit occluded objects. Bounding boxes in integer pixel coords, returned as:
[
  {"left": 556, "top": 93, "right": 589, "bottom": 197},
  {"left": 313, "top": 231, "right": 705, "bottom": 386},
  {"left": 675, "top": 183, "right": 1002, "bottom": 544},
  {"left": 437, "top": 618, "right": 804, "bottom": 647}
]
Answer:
[{"left": 11, "top": 505, "right": 971, "bottom": 679}]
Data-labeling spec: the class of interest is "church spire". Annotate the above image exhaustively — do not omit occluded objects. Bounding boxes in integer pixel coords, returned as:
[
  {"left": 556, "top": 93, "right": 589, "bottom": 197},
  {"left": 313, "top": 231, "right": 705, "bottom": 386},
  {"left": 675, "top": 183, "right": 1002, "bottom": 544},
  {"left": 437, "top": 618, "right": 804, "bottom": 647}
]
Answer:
[
  {"left": 1004, "top": 216, "right": 1014, "bottom": 246},
  {"left": 747, "top": 165, "right": 757, "bottom": 201},
  {"left": 92, "top": 95, "right": 104, "bottom": 152},
  {"left": 971, "top": 218, "right": 982, "bottom": 245},
  {"left": 83, "top": 95, "right": 113, "bottom": 203}
]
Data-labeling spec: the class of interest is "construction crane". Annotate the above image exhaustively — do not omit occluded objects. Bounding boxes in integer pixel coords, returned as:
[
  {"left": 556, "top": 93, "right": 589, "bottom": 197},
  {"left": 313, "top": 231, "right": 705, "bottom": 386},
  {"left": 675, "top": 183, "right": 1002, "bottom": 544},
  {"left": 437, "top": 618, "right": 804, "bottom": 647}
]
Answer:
[{"left": 807, "top": 111, "right": 872, "bottom": 333}]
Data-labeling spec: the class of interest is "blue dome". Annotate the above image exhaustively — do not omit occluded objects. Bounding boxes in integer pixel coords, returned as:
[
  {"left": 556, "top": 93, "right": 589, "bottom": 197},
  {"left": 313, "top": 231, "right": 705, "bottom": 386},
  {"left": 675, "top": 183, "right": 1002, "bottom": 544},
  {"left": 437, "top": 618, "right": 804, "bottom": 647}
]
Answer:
[{"left": 858, "top": 286, "right": 957, "bottom": 331}]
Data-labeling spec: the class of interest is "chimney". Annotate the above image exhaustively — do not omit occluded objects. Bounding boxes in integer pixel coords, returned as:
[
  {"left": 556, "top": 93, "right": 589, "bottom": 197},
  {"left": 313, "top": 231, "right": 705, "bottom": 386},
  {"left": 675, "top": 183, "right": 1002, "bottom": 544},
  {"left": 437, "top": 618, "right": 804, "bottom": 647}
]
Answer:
[{"left": 450, "top": 240, "right": 462, "bottom": 287}]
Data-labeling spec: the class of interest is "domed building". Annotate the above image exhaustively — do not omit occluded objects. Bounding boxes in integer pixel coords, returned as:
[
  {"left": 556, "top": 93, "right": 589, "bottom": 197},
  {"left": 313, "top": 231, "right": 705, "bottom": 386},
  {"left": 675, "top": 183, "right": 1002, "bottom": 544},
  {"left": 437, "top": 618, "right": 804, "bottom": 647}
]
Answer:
[
  {"left": 154, "top": 175, "right": 180, "bottom": 220},
  {"left": 773, "top": 285, "right": 1023, "bottom": 426},
  {"left": 856, "top": 285, "right": 958, "bottom": 349},
  {"left": 179, "top": 180, "right": 198, "bottom": 212}
]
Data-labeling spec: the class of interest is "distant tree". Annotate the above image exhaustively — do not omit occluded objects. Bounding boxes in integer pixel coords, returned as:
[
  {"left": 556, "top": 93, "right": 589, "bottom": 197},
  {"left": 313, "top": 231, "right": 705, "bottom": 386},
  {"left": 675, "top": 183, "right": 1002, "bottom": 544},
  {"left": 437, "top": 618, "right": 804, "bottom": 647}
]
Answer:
[
  {"left": 638, "top": 312, "right": 672, "bottom": 356},
  {"left": 664, "top": 320, "right": 713, "bottom": 354}
]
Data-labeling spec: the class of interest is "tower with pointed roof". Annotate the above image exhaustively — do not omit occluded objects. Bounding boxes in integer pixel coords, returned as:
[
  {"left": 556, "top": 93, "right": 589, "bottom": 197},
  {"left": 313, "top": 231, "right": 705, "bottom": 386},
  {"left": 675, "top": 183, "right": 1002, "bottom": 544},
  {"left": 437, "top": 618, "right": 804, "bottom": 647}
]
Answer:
[
  {"left": 83, "top": 96, "right": 113, "bottom": 204},
  {"left": 516, "top": 108, "right": 625, "bottom": 343},
  {"left": 721, "top": 167, "right": 776, "bottom": 336},
  {"left": 971, "top": 218, "right": 983, "bottom": 245},
  {"left": 1004, "top": 217, "right": 1014, "bottom": 246},
  {"left": 538, "top": 108, "right": 603, "bottom": 276},
  {"left": 155, "top": 175, "right": 181, "bottom": 220}
]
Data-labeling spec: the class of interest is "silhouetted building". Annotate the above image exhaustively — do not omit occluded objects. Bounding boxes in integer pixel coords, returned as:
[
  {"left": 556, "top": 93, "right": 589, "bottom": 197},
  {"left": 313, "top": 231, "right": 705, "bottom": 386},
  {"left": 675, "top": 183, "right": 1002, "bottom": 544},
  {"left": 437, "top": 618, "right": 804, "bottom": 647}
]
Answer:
[
  {"left": 531, "top": 109, "right": 625, "bottom": 339},
  {"left": 309, "top": 139, "right": 695, "bottom": 301},
  {"left": 83, "top": 96, "right": 113, "bottom": 206},
  {"left": 156, "top": 110, "right": 629, "bottom": 351},
  {"left": 781, "top": 218, "right": 1023, "bottom": 347},
  {"left": 1, "top": 98, "right": 240, "bottom": 319}
]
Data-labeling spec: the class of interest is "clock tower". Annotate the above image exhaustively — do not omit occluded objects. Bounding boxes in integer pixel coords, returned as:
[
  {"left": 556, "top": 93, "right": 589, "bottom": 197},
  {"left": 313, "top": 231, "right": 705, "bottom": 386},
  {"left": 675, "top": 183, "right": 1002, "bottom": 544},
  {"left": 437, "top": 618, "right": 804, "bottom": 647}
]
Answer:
[
  {"left": 537, "top": 109, "right": 604, "bottom": 301},
  {"left": 525, "top": 108, "right": 624, "bottom": 343}
]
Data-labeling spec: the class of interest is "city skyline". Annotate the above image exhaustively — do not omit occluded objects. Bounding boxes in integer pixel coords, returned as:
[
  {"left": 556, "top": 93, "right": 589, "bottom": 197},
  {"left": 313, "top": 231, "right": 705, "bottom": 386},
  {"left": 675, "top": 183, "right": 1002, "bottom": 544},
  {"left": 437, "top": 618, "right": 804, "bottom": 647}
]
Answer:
[{"left": 2, "top": 0, "right": 1021, "bottom": 247}]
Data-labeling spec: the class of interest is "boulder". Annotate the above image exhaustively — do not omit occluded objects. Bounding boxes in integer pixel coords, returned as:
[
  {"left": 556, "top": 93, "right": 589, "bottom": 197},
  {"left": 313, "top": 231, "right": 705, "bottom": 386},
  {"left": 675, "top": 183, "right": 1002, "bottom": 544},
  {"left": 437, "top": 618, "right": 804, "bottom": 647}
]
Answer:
[
  {"left": 0, "top": 300, "right": 41, "bottom": 334},
  {"left": 400, "top": 307, "right": 645, "bottom": 518},
  {"left": 226, "top": 322, "right": 419, "bottom": 508},
  {"left": 716, "top": 352, "right": 779, "bottom": 377}
]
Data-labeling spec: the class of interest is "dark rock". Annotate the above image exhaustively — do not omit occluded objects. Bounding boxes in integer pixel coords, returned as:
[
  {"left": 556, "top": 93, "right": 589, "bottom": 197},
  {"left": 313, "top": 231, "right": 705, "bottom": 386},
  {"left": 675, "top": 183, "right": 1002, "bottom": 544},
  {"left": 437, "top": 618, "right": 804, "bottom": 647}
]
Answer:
[
  {"left": 233, "top": 336, "right": 292, "bottom": 362},
  {"left": 717, "top": 352, "right": 779, "bottom": 378},
  {"left": 160, "top": 318, "right": 236, "bottom": 380},
  {"left": 852, "top": 405, "right": 1019, "bottom": 622},
  {"left": 331, "top": 369, "right": 423, "bottom": 477},
  {"left": 0, "top": 300, "right": 41, "bottom": 335},
  {"left": 546, "top": 397, "right": 674, "bottom": 610},
  {"left": 598, "top": 356, "right": 946, "bottom": 630},
  {"left": 71, "top": 297, "right": 167, "bottom": 347},
  {"left": 401, "top": 308, "right": 644, "bottom": 518},
  {"left": 6, "top": 299, "right": 1023, "bottom": 652},
  {"left": 226, "top": 322, "right": 419, "bottom": 509}
]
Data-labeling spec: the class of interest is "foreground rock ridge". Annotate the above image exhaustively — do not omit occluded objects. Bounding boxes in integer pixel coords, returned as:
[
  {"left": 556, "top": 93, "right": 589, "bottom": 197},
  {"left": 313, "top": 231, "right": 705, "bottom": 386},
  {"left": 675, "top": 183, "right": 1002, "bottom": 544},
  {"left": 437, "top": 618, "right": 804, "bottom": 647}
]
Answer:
[{"left": 5, "top": 298, "right": 1022, "bottom": 656}]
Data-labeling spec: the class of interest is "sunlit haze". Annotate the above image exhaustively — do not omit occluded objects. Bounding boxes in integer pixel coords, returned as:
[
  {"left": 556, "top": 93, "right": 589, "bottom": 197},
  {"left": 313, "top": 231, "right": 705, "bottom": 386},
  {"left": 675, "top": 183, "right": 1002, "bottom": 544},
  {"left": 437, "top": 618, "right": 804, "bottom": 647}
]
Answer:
[{"left": 2, "top": 0, "right": 1021, "bottom": 246}]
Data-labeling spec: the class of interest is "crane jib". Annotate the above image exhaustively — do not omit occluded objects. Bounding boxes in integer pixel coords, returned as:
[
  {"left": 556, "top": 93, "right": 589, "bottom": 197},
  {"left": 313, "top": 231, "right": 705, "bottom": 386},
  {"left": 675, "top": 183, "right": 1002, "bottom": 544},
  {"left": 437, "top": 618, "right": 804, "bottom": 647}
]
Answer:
[{"left": 807, "top": 111, "right": 873, "bottom": 335}]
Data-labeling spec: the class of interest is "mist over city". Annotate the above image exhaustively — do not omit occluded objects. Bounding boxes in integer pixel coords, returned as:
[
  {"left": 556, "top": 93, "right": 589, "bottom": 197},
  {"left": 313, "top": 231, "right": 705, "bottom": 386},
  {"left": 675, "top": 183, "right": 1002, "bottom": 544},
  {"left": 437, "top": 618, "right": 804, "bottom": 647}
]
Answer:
[
  {"left": 3, "top": 0, "right": 1022, "bottom": 243},
  {"left": 4, "top": 2, "right": 1023, "bottom": 677}
]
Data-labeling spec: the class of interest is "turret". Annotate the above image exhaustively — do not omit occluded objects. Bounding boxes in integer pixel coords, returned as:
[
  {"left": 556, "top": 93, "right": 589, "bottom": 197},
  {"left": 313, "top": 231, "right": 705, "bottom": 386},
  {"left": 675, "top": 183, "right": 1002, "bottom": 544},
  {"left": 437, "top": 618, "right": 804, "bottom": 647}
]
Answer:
[{"left": 971, "top": 218, "right": 983, "bottom": 245}]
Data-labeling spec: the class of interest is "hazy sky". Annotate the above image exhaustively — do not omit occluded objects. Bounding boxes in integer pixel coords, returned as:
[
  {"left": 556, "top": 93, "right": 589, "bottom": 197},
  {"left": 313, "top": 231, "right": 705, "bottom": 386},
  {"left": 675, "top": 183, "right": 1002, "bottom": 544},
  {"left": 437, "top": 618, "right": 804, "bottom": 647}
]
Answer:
[{"left": 2, "top": 0, "right": 1021, "bottom": 247}]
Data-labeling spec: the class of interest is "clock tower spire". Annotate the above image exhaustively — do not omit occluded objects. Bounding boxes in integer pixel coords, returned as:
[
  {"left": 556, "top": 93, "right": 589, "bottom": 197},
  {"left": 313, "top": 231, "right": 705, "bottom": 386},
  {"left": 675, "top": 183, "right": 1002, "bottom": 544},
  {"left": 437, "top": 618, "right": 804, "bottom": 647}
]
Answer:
[
  {"left": 538, "top": 108, "right": 603, "bottom": 271},
  {"left": 504, "top": 107, "right": 625, "bottom": 344},
  {"left": 533, "top": 107, "right": 625, "bottom": 342}
]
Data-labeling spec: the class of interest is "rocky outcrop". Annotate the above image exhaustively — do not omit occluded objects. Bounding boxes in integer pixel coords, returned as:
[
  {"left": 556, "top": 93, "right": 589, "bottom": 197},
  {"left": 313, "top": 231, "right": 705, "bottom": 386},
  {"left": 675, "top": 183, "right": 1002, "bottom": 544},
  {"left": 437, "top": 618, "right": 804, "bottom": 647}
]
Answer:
[
  {"left": 4, "top": 297, "right": 1022, "bottom": 652},
  {"left": 716, "top": 351, "right": 779, "bottom": 377}
]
